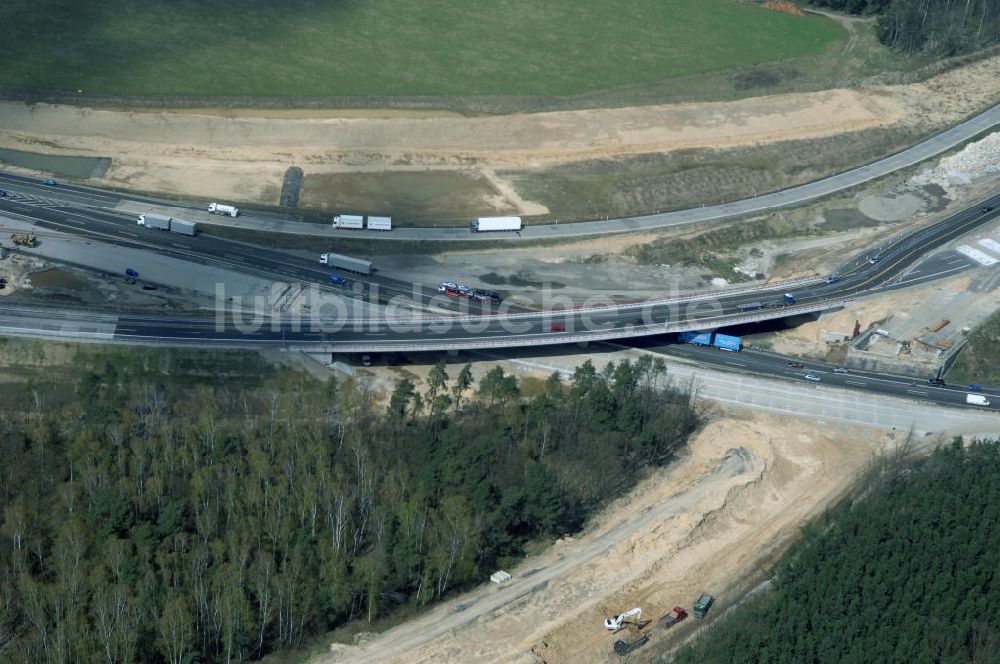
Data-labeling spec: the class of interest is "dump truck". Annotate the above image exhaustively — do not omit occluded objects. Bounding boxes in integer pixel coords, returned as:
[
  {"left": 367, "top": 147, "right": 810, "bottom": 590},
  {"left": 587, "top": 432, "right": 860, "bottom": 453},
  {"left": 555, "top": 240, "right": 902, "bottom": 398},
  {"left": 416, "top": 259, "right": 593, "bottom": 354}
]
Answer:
[
  {"left": 208, "top": 202, "right": 239, "bottom": 217},
  {"left": 319, "top": 252, "right": 372, "bottom": 275},
  {"left": 332, "top": 214, "right": 364, "bottom": 230},
  {"left": 613, "top": 635, "right": 649, "bottom": 657},
  {"left": 967, "top": 394, "right": 991, "bottom": 407},
  {"left": 658, "top": 606, "right": 687, "bottom": 628},
  {"left": 137, "top": 213, "right": 197, "bottom": 236},
  {"left": 693, "top": 593, "right": 714, "bottom": 618},
  {"left": 366, "top": 216, "right": 392, "bottom": 231},
  {"left": 470, "top": 216, "right": 522, "bottom": 233},
  {"left": 10, "top": 234, "right": 37, "bottom": 247}
]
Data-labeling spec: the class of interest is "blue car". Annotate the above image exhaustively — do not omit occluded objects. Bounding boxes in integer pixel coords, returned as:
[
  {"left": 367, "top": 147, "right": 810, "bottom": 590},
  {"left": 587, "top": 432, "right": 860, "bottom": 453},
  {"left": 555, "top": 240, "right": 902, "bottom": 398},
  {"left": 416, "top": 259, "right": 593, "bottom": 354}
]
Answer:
[
  {"left": 42, "top": 178, "right": 57, "bottom": 186},
  {"left": 969, "top": 384, "right": 983, "bottom": 392},
  {"left": 328, "top": 273, "right": 346, "bottom": 285},
  {"left": 125, "top": 268, "right": 139, "bottom": 278}
]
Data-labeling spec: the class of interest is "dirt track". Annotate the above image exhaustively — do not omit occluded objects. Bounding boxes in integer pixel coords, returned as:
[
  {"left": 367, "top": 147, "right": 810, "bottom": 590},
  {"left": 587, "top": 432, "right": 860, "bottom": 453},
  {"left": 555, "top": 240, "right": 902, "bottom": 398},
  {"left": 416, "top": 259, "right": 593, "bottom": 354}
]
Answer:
[
  {"left": 0, "top": 56, "right": 997, "bottom": 215},
  {"left": 318, "top": 413, "right": 885, "bottom": 664}
]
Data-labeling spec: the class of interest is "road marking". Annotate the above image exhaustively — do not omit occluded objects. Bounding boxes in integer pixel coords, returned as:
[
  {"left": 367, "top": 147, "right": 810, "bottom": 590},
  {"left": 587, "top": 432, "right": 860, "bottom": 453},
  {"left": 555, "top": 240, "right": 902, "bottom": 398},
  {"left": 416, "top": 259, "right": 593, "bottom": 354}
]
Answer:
[
  {"left": 956, "top": 245, "right": 997, "bottom": 266},
  {"left": 116, "top": 328, "right": 137, "bottom": 333},
  {"left": 906, "top": 389, "right": 929, "bottom": 396},
  {"left": 724, "top": 361, "right": 747, "bottom": 367},
  {"left": 122, "top": 232, "right": 138, "bottom": 237},
  {"left": 978, "top": 237, "right": 1000, "bottom": 255},
  {"left": 845, "top": 380, "right": 868, "bottom": 386}
]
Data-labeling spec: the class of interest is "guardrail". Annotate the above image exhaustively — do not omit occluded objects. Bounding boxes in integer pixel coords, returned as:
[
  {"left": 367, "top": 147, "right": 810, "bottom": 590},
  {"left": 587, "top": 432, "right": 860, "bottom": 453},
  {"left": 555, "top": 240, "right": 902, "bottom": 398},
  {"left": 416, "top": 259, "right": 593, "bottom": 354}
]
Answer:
[{"left": 308, "top": 299, "right": 852, "bottom": 353}]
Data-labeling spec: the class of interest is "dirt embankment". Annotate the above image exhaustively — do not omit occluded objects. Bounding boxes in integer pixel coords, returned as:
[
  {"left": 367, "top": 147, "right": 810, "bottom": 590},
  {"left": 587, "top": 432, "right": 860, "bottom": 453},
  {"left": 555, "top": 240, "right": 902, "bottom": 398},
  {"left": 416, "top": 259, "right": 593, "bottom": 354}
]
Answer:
[
  {"left": 317, "top": 413, "right": 886, "bottom": 664},
  {"left": 0, "top": 55, "right": 997, "bottom": 216}
]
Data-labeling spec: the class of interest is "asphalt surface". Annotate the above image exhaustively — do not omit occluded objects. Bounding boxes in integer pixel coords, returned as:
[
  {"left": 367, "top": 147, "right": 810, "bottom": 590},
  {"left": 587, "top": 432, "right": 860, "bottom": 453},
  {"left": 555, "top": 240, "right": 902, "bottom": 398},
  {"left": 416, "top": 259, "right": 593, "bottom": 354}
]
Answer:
[
  {"left": 0, "top": 191, "right": 996, "bottom": 355},
  {"left": 638, "top": 341, "right": 996, "bottom": 413},
  {"left": 0, "top": 189, "right": 502, "bottom": 314},
  {"left": 2, "top": 101, "right": 997, "bottom": 241}
]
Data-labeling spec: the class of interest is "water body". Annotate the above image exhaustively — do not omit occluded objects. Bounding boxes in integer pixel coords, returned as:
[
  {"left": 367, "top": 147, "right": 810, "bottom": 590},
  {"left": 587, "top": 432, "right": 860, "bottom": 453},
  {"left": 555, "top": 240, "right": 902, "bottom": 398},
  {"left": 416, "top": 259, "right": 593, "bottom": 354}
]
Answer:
[{"left": 0, "top": 148, "right": 110, "bottom": 179}]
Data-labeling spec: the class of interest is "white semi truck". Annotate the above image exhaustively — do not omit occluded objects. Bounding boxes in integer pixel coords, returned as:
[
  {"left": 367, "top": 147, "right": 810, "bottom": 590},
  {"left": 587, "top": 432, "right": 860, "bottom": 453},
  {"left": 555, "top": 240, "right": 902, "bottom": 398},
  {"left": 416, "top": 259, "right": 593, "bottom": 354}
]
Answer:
[
  {"left": 319, "top": 252, "right": 372, "bottom": 275},
  {"left": 333, "top": 214, "right": 364, "bottom": 230},
  {"left": 470, "top": 216, "right": 522, "bottom": 233},
  {"left": 966, "top": 394, "right": 991, "bottom": 406},
  {"left": 208, "top": 202, "right": 240, "bottom": 217},
  {"left": 137, "top": 213, "right": 197, "bottom": 236},
  {"left": 366, "top": 216, "right": 392, "bottom": 231}
]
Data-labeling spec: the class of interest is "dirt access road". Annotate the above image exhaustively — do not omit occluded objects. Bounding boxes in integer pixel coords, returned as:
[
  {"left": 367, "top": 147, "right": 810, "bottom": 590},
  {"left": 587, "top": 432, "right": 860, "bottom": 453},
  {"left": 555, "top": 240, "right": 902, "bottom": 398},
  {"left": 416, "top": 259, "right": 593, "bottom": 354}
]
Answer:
[
  {"left": 0, "top": 56, "right": 997, "bottom": 216},
  {"left": 319, "top": 412, "right": 894, "bottom": 664}
]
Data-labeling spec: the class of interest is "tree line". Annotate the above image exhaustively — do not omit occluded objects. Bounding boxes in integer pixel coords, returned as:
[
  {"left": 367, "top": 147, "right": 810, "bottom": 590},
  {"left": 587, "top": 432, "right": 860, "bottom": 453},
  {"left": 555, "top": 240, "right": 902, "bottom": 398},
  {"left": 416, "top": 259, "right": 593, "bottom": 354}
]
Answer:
[
  {"left": 0, "top": 355, "right": 696, "bottom": 663},
  {"left": 678, "top": 439, "right": 1000, "bottom": 662},
  {"left": 809, "top": 0, "right": 1000, "bottom": 56}
]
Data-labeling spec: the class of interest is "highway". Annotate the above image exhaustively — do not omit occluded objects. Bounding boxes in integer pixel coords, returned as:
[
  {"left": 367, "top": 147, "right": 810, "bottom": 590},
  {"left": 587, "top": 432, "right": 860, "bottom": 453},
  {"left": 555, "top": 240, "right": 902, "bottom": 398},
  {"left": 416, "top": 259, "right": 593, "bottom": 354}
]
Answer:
[
  {"left": 1, "top": 100, "right": 997, "bottom": 241},
  {"left": 0, "top": 192, "right": 996, "bottom": 355},
  {"left": 0, "top": 191, "right": 504, "bottom": 314},
  {"left": 638, "top": 341, "right": 996, "bottom": 413}
]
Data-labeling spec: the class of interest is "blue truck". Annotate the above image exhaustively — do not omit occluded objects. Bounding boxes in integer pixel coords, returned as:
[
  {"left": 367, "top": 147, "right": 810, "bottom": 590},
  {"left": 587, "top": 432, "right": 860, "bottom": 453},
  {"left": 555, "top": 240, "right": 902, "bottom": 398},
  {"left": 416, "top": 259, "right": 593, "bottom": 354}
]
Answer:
[
  {"left": 783, "top": 293, "right": 796, "bottom": 304},
  {"left": 678, "top": 331, "right": 742, "bottom": 352}
]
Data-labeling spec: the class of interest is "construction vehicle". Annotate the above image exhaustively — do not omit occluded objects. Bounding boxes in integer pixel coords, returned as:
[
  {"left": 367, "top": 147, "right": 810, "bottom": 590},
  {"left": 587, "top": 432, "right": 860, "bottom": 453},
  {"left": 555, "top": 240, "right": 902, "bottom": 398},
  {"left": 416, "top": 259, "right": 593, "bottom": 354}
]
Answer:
[
  {"left": 613, "top": 634, "right": 649, "bottom": 657},
  {"left": 10, "top": 234, "right": 37, "bottom": 247},
  {"left": 604, "top": 608, "right": 641, "bottom": 632},
  {"left": 658, "top": 606, "right": 687, "bottom": 628},
  {"left": 693, "top": 593, "right": 714, "bottom": 618}
]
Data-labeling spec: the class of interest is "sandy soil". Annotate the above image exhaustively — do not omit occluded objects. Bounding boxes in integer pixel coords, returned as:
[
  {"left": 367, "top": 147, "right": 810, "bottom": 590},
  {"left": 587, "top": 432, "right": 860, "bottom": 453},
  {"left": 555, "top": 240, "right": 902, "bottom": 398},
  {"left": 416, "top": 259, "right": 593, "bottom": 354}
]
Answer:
[
  {"left": 1, "top": 56, "right": 997, "bottom": 212},
  {"left": 317, "top": 412, "right": 883, "bottom": 664}
]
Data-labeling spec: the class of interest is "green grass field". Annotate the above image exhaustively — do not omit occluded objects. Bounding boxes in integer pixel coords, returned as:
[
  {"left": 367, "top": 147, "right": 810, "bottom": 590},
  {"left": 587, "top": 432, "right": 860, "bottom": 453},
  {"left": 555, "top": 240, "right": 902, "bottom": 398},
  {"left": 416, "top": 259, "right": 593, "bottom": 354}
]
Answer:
[{"left": 0, "top": 0, "right": 843, "bottom": 98}]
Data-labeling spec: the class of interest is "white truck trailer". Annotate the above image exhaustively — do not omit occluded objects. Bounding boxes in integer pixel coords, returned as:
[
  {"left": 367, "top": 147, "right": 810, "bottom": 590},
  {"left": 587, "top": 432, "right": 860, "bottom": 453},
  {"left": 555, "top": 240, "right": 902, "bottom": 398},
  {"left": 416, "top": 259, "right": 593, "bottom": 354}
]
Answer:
[
  {"left": 319, "top": 252, "right": 372, "bottom": 275},
  {"left": 470, "top": 216, "right": 522, "bottom": 233},
  {"left": 208, "top": 202, "right": 240, "bottom": 217},
  {"left": 333, "top": 214, "right": 364, "bottom": 230},
  {"left": 366, "top": 216, "right": 392, "bottom": 231},
  {"left": 137, "top": 213, "right": 197, "bottom": 236},
  {"left": 967, "top": 394, "right": 991, "bottom": 406}
]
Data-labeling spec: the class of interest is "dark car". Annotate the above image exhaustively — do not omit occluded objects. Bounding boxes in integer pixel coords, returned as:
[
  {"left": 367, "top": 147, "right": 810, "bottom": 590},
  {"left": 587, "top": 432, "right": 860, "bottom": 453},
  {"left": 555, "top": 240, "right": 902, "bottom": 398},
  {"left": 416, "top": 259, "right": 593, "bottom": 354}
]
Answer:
[
  {"left": 983, "top": 206, "right": 995, "bottom": 213},
  {"left": 0, "top": 190, "right": 7, "bottom": 197},
  {"left": 328, "top": 273, "right": 347, "bottom": 285},
  {"left": 125, "top": 267, "right": 139, "bottom": 278},
  {"left": 928, "top": 378, "right": 946, "bottom": 387},
  {"left": 41, "top": 178, "right": 57, "bottom": 186},
  {"left": 787, "top": 361, "right": 804, "bottom": 369}
]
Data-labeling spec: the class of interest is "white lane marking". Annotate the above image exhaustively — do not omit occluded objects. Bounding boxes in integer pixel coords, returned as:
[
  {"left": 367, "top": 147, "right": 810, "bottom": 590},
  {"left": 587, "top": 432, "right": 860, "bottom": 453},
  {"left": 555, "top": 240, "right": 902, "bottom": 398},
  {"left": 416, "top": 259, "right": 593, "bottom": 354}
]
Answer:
[
  {"left": 957, "top": 245, "right": 998, "bottom": 266},
  {"left": 978, "top": 237, "right": 1000, "bottom": 255},
  {"left": 907, "top": 389, "right": 929, "bottom": 396},
  {"left": 845, "top": 380, "right": 868, "bottom": 386},
  {"left": 724, "top": 361, "right": 747, "bottom": 367}
]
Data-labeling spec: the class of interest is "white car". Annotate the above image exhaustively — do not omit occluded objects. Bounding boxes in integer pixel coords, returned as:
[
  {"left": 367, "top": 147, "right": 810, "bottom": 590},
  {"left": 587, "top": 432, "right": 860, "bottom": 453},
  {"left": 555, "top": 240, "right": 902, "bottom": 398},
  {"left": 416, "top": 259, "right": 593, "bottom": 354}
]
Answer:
[
  {"left": 457, "top": 283, "right": 473, "bottom": 295},
  {"left": 438, "top": 281, "right": 458, "bottom": 293},
  {"left": 804, "top": 374, "right": 821, "bottom": 382},
  {"left": 833, "top": 367, "right": 849, "bottom": 374}
]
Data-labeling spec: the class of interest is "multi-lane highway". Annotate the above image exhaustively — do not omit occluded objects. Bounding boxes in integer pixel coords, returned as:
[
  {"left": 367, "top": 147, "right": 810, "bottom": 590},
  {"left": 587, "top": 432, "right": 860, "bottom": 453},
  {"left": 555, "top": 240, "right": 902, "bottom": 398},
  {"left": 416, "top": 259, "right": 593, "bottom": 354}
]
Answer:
[
  {"left": 639, "top": 340, "right": 995, "bottom": 412},
  {"left": 2, "top": 100, "right": 998, "bottom": 241},
  {"left": 0, "top": 187, "right": 503, "bottom": 314},
  {"left": 0, "top": 192, "right": 996, "bottom": 353}
]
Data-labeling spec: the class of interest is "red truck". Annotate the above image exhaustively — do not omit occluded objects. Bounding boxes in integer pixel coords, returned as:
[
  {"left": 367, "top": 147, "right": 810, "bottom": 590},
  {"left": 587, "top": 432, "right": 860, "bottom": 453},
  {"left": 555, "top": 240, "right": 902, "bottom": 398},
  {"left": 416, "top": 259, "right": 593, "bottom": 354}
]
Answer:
[{"left": 658, "top": 606, "right": 687, "bottom": 628}]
